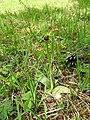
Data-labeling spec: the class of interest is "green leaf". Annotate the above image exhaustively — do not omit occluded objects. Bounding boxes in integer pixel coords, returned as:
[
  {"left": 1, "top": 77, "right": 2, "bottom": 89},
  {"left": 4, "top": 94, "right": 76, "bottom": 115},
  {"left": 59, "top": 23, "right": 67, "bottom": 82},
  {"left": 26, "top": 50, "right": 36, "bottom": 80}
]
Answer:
[
  {"left": 53, "top": 86, "right": 70, "bottom": 93},
  {"left": 0, "top": 99, "right": 13, "bottom": 120},
  {"left": 23, "top": 100, "right": 32, "bottom": 112},
  {"left": 0, "top": 110, "right": 7, "bottom": 120},
  {"left": 38, "top": 75, "right": 51, "bottom": 88},
  {"left": 22, "top": 91, "right": 31, "bottom": 100},
  {"left": 52, "top": 86, "right": 70, "bottom": 99},
  {"left": 0, "top": 83, "right": 3, "bottom": 89}
]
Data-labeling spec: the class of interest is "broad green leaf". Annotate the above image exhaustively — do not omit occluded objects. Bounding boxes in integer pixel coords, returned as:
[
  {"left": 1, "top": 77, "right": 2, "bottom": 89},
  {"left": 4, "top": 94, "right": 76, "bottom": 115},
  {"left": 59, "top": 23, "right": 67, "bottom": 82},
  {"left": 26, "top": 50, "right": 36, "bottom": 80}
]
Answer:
[
  {"left": 0, "top": 99, "right": 13, "bottom": 112},
  {"left": 0, "top": 110, "right": 7, "bottom": 120},
  {"left": 53, "top": 86, "right": 70, "bottom": 93},
  {"left": 23, "top": 100, "right": 32, "bottom": 112},
  {"left": 0, "top": 83, "right": 3, "bottom": 89},
  {"left": 1, "top": 69, "right": 8, "bottom": 75},
  {"left": 38, "top": 76, "right": 51, "bottom": 88},
  {"left": 22, "top": 91, "right": 31, "bottom": 100},
  {"left": 0, "top": 99, "right": 13, "bottom": 120},
  {"left": 52, "top": 86, "right": 70, "bottom": 99}
]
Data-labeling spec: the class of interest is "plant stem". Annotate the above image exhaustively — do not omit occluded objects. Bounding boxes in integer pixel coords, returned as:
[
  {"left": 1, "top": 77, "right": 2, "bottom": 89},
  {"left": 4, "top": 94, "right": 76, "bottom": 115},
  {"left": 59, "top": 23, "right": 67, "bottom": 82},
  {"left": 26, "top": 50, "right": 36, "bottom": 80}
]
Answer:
[{"left": 46, "top": 42, "right": 53, "bottom": 90}]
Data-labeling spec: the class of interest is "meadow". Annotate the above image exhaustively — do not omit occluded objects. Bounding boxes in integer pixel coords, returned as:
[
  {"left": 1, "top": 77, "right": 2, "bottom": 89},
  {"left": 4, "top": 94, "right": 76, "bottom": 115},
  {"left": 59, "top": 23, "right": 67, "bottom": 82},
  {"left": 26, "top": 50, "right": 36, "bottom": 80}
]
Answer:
[{"left": 0, "top": 0, "right": 90, "bottom": 119}]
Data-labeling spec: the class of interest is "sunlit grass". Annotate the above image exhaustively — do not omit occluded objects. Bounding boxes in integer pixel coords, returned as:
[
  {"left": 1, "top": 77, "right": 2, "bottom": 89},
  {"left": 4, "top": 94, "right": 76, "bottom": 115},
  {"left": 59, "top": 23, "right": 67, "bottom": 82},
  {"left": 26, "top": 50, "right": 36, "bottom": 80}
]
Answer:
[{"left": 0, "top": 0, "right": 79, "bottom": 14}]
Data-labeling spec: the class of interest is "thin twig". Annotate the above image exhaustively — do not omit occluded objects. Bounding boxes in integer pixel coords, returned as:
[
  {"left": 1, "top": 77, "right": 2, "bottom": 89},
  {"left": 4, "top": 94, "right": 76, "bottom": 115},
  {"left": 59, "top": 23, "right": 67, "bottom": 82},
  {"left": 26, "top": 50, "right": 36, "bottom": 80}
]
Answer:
[{"left": 38, "top": 107, "right": 63, "bottom": 116}]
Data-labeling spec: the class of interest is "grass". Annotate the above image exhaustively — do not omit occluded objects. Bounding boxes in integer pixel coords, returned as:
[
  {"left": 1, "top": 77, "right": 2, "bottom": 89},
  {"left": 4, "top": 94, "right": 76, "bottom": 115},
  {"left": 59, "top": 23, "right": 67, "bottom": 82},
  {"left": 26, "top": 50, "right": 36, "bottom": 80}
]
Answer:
[{"left": 0, "top": 0, "right": 90, "bottom": 119}]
